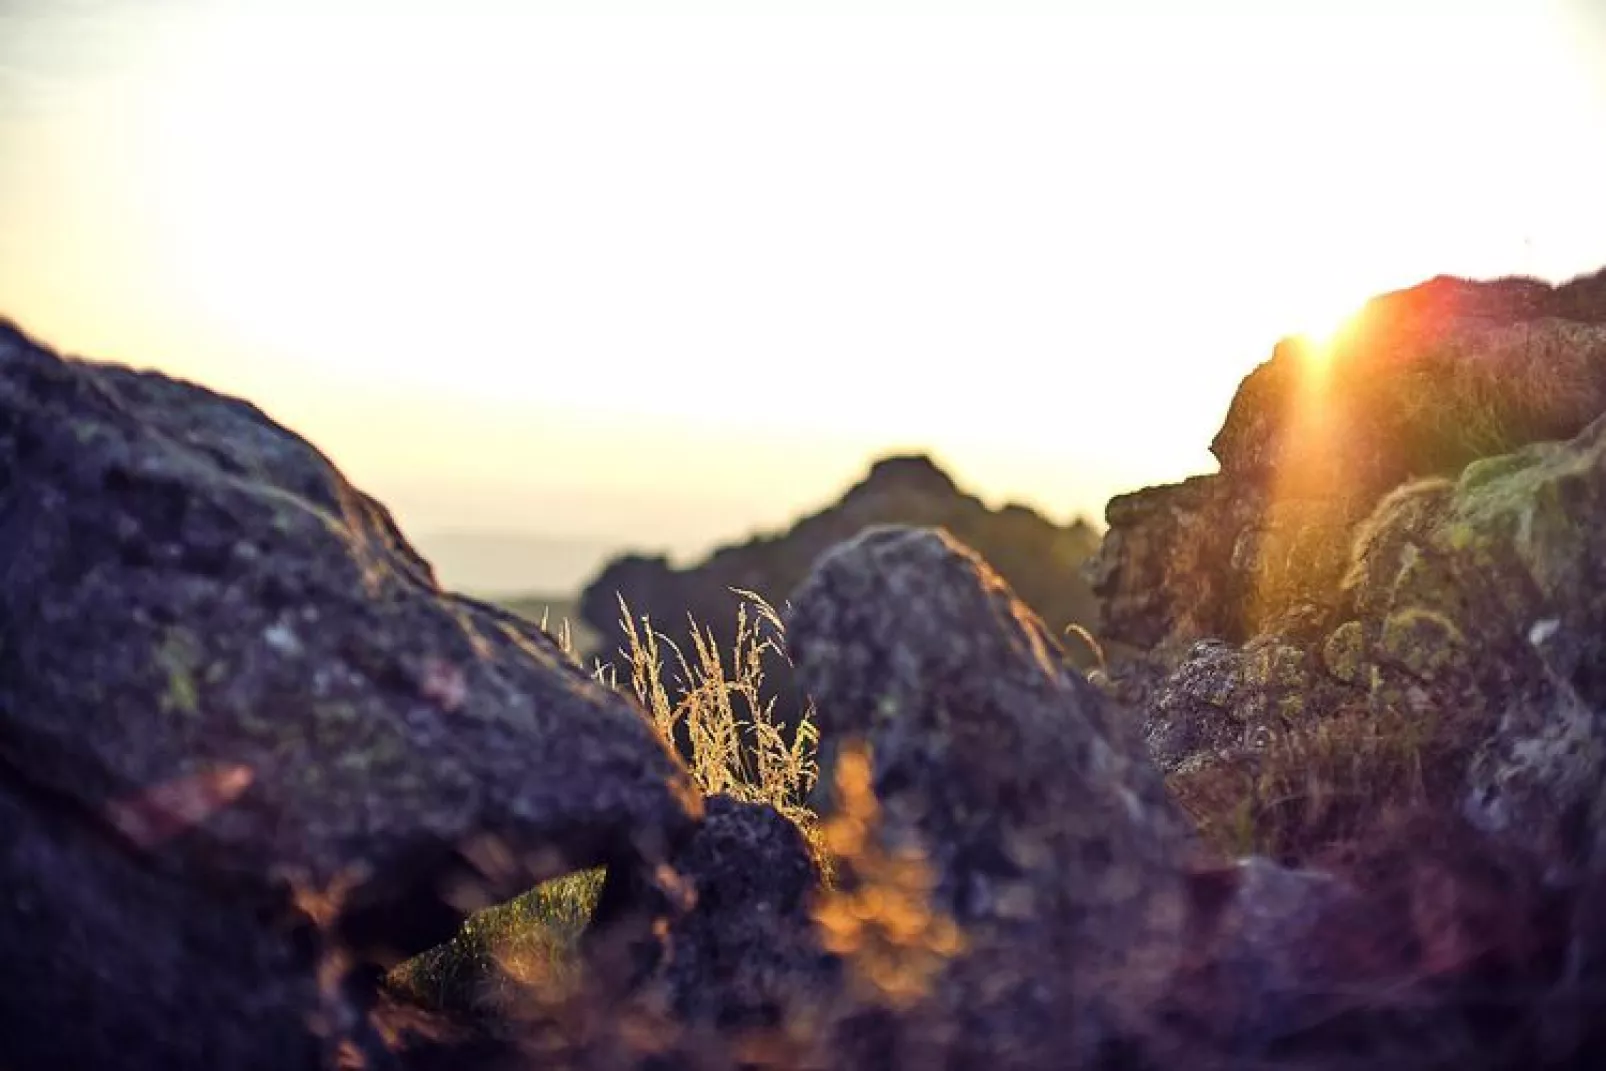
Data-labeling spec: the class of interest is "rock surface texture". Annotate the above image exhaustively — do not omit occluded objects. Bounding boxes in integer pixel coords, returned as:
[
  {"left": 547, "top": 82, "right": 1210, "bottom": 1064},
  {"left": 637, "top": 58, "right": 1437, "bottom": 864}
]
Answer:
[
  {"left": 786, "top": 526, "right": 1194, "bottom": 1068},
  {"left": 0, "top": 322, "right": 700, "bottom": 1070},
  {"left": 633, "top": 795, "right": 834, "bottom": 1031}
]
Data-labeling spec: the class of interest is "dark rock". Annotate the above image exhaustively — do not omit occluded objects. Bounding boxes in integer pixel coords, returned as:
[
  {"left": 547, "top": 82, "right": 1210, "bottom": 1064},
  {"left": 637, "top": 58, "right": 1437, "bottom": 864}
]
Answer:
[
  {"left": 1168, "top": 855, "right": 1377, "bottom": 1059},
  {"left": 1087, "top": 475, "right": 1253, "bottom": 654},
  {"left": 1171, "top": 819, "right": 1587, "bottom": 1071},
  {"left": 0, "top": 321, "right": 700, "bottom": 1069},
  {"left": 590, "top": 796, "right": 836, "bottom": 1033},
  {"left": 787, "top": 525, "right": 1193, "bottom": 1068},
  {"left": 657, "top": 797, "right": 830, "bottom": 1029}
]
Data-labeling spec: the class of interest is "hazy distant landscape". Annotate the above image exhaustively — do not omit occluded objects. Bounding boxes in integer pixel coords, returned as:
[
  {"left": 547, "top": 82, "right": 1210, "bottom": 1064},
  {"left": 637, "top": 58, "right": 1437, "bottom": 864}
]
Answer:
[{"left": 413, "top": 530, "right": 625, "bottom": 598}]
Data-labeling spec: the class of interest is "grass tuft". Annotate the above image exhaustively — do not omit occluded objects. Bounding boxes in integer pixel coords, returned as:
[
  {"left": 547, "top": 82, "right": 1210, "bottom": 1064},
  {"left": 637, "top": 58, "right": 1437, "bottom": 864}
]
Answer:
[{"left": 614, "top": 588, "right": 821, "bottom": 849}]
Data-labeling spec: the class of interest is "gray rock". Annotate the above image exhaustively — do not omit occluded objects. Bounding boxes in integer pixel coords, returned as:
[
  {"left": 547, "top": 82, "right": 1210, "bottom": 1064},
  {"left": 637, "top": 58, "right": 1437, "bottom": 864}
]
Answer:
[
  {"left": 0, "top": 322, "right": 700, "bottom": 1069},
  {"left": 614, "top": 795, "right": 837, "bottom": 1031},
  {"left": 787, "top": 525, "right": 1192, "bottom": 1068}
]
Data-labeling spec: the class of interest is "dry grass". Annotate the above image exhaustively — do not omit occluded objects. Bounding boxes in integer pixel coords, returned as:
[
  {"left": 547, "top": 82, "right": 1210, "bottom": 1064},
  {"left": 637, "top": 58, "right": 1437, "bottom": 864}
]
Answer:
[
  {"left": 1249, "top": 706, "right": 1434, "bottom": 863},
  {"left": 612, "top": 589, "right": 821, "bottom": 848}
]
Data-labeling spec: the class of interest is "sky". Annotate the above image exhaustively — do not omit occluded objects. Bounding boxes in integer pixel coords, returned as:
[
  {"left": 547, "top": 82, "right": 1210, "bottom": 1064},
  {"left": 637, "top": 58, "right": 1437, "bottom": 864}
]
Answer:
[{"left": 2, "top": 0, "right": 1605, "bottom": 593}]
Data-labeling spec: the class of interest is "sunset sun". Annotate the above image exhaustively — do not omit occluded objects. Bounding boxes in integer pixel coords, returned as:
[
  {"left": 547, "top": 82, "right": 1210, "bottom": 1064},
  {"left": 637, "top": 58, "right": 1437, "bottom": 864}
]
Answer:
[
  {"left": 1300, "top": 303, "right": 1362, "bottom": 351},
  {"left": 1284, "top": 289, "right": 1367, "bottom": 354}
]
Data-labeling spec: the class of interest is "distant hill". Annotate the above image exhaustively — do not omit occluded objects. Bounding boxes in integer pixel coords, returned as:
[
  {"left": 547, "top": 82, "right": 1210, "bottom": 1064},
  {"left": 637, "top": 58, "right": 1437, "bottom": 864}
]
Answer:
[
  {"left": 577, "top": 453, "right": 1105, "bottom": 732},
  {"left": 411, "top": 531, "right": 621, "bottom": 597}
]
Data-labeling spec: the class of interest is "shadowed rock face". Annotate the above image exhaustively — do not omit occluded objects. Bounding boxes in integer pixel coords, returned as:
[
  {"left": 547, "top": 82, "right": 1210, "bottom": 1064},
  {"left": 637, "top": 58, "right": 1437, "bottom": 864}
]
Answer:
[
  {"left": 0, "top": 322, "right": 700, "bottom": 1069},
  {"left": 786, "top": 526, "right": 1193, "bottom": 1068}
]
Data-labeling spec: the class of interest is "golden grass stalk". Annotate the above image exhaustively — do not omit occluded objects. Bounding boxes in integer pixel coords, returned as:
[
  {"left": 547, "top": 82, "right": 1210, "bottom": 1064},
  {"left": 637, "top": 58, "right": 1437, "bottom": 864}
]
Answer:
[{"left": 615, "top": 589, "right": 821, "bottom": 843}]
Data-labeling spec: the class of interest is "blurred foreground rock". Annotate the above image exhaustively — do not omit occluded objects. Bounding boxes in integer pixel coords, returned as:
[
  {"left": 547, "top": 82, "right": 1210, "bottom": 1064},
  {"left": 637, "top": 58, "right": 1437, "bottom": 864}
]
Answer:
[
  {"left": 0, "top": 322, "right": 700, "bottom": 1070},
  {"left": 786, "top": 526, "right": 1193, "bottom": 1067}
]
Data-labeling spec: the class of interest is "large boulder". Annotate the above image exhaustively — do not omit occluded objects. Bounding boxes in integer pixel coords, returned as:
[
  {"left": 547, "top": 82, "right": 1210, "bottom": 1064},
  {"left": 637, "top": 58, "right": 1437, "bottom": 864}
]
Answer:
[
  {"left": 0, "top": 322, "right": 700, "bottom": 1069},
  {"left": 786, "top": 526, "right": 1193, "bottom": 1068}
]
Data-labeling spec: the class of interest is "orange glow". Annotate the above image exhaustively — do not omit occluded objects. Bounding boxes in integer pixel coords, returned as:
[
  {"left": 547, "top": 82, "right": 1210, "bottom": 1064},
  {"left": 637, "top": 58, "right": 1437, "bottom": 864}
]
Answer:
[{"left": 1238, "top": 323, "right": 1353, "bottom": 636}]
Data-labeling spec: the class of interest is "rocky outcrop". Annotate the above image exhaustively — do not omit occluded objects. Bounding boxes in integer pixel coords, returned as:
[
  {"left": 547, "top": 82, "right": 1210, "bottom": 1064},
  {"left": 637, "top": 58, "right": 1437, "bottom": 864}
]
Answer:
[
  {"left": 0, "top": 321, "right": 700, "bottom": 1069},
  {"left": 786, "top": 526, "right": 1193, "bottom": 1067},
  {"left": 1093, "top": 268, "right": 1606, "bottom": 661},
  {"left": 578, "top": 454, "right": 1104, "bottom": 737},
  {"left": 1088, "top": 267, "right": 1606, "bottom": 872},
  {"left": 1337, "top": 428, "right": 1606, "bottom": 868}
]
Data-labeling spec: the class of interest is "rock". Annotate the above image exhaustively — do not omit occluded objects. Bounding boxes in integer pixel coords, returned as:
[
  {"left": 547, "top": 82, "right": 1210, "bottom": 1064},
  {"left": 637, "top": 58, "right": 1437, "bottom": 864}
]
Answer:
[
  {"left": 578, "top": 453, "right": 1105, "bottom": 748},
  {"left": 590, "top": 795, "right": 836, "bottom": 1033},
  {"left": 1167, "top": 856, "right": 1377, "bottom": 1060},
  {"left": 0, "top": 322, "right": 700, "bottom": 1069},
  {"left": 1355, "top": 421, "right": 1606, "bottom": 871},
  {"left": 1093, "top": 266, "right": 1606, "bottom": 874},
  {"left": 1171, "top": 816, "right": 1584, "bottom": 1071},
  {"left": 1143, "top": 639, "right": 1261, "bottom": 772},
  {"left": 1212, "top": 273, "right": 1606, "bottom": 480},
  {"left": 1087, "top": 475, "right": 1255, "bottom": 655},
  {"left": 786, "top": 525, "right": 1192, "bottom": 1068},
  {"left": 1091, "top": 268, "right": 1606, "bottom": 658},
  {"left": 656, "top": 797, "right": 832, "bottom": 1030}
]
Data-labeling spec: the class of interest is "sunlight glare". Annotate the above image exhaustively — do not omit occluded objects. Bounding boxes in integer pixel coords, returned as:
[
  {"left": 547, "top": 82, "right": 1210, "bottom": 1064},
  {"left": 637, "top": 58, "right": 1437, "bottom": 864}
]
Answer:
[{"left": 1286, "top": 290, "right": 1366, "bottom": 357}]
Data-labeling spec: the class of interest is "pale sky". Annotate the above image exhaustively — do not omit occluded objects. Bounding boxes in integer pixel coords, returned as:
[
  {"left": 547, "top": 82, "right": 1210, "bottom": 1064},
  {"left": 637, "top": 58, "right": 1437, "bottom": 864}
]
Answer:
[{"left": 3, "top": 0, "right": 1605, "bottom": 591}]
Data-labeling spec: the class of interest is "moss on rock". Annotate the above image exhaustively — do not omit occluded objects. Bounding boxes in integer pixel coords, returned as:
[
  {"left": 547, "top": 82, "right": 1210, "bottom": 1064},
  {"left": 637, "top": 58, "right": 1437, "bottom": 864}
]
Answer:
[{"left": 1321, "top": 621, "right": 1368, "bottom": 685}]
